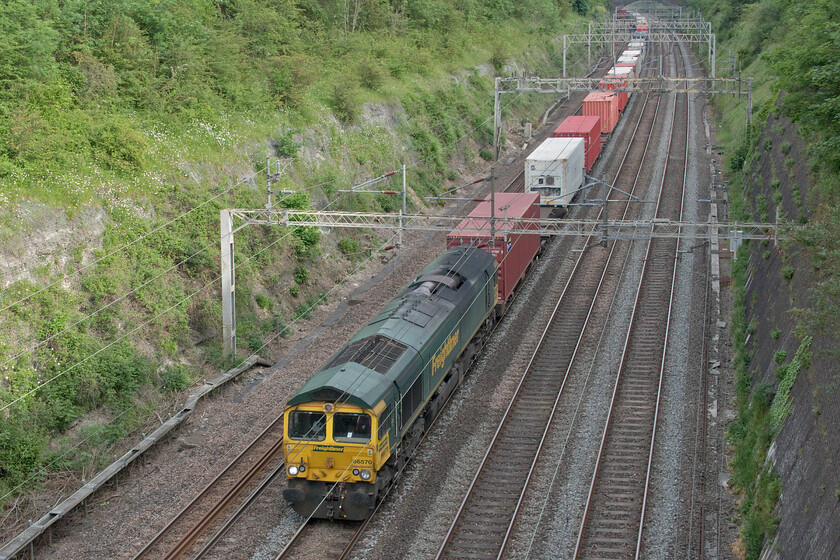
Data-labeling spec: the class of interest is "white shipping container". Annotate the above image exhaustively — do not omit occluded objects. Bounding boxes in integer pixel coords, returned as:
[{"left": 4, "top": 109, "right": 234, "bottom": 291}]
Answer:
[
  {"left": 607, "top": 66, "right": 634, "bottom": 77},
  {"left": 623, "top": 49, "right": 642, "bottom": 57},
  {"left": 629, "top": 41, "right": 645, "bottom": 49},
  {"left": 618, "top": 55, "right": 640, "bottom": 64},
  {"left": 525, "top": 138, "right": 585, "bottom": 208}
]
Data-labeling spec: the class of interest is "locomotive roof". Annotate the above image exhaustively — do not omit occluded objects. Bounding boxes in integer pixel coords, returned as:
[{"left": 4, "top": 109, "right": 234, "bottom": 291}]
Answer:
[
  {"left": 287, "top": 246, "right": 497, "bottom": 410},
  {"left": 287, "top": 361, "right": 395, "bottom": 410}
]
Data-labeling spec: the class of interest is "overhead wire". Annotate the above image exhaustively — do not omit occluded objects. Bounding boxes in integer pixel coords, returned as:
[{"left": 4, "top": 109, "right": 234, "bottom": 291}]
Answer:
[
  {"left": 2, "top": 67, "right": 550, "bottom": 536},
  {"left": 284, "top": 226, "right": 538, "bottom": 529},
  {"left": 0, "top": 79, "right": 528, "bottom": 412},
  {"left": 0, "top": 166, "right": 268, "bottom": 315}
]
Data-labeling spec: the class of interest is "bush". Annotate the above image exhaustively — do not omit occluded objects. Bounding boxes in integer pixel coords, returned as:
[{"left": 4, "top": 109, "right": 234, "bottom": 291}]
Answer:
[
  {"left": 0, "top": 420, "right": 48, "bottom": 492},
  {"left": 358, "top": 58, "right": 386, "bottom": 91},
  {"left": 269, "top": 55, "right": 315, "bottom": 107},
  {"left": 489, "top": 43, "right": 508, "bottom": 74},
  {"left": 338, "top": 237, "right": 361, "bottom": 257},
  {"left": 246, "top": 333, "right": 264, "bottom": 352},
  {"left": 293, "top": 265, "right": 309, "bottom": 285},
  {"left": 255, "top": 293, "right": 273, "bottom": 310},
  {"left": 90, "top": 116, "right": 148, "bottom": 171},
  {"left": 160, "top": 365, "right": 192, "bottom": 393},
  {"left": 274, "top": 129, "right": 299, "bottom": 158},
  {"left": 780, "top": 141, "right": 791, "bottom": 155},
  {"left": 330, "top": 82, "right": 361, "bottom": 122},
  {"left": 782, "top": 265, "right": 794, "bottom": 282}
]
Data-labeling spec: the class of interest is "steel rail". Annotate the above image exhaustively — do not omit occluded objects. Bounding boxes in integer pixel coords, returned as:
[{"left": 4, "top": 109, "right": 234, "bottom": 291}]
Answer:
[
  {"left": 682, "top": 38, "right": 711, "bottom": 560},
  {"left": 689, "top": 211, "right": 712, "bottom": 560},
  {"left": 573, "top": 38, "right": 690, "bottom": 560},
  {"left": 635, "top": 42, "right": 690, "bottom": 558},
  {"left": 131, "top": 417, "right": 285, "bottom": 559},
  {"left": 191, "top": 459, "right": 287, "bottom": 559},
  {"left": 501, "top": 41, "right": 672, "bottom": 560},
  {"left": 436, "top": 41, "right": 669, "bottom": 559}
]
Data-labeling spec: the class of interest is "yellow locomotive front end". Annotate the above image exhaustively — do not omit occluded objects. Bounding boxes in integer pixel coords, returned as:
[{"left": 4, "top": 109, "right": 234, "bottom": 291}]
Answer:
[{"left": 282, "top": 401, "right": 391, "bottom": 520}]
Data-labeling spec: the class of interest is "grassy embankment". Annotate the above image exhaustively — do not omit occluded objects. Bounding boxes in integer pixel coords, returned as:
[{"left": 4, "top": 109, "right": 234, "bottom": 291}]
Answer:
[
  {"left": 0, "top": 0, "right": 606, "bottom": 515},
  {"left": 690, "top": 0, "right": 839, "bottom": 556}
]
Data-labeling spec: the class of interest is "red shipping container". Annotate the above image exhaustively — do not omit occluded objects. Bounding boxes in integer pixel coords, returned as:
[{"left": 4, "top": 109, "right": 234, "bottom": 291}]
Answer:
[
  {"left": 553, "top": 116, "right": 602, "bottom": 171},
  {"left": 583, "top": 92, "right": 619, "bottom": 133},
  {"left": 599, "top": 78, "right": 629, "bottom": 111},
  {"left": 446, "top": 193, "right": 540, "bottom": 307}
]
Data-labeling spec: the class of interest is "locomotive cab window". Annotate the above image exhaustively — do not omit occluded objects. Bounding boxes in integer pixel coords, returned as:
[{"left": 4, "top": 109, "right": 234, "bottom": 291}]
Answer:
[
  {"left": 288, "top": 411, "right": 326, "bottom": 441},
  {"left": 333, "top": 413, "right": 371, "bottom": 443}
]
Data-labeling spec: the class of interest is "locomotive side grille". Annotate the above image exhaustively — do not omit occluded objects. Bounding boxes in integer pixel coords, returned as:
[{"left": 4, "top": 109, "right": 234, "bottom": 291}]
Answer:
[{"left": 326, "top": 335, "right": 407, "bottom": 374}]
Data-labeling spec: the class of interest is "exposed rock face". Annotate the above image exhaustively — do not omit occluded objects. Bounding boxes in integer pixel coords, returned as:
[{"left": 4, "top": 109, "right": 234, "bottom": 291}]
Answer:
[
  {"left": 742, "top": 112, "right": 840, "bottom": 559},
  {"left": 0, "top": 203, "right": 107, "bottom": 288}
]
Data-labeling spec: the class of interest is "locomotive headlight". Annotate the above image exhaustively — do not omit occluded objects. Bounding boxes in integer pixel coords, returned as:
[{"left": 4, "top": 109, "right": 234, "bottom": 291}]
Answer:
[
  {"left": 288, "top": 464, "right": 299, "bottom": 476},
  {"left": 360, "top": 469, "right": 372, "bottom": 481},
  {"left": 352, "top": 469, "right": 360, "bottom": 476}
]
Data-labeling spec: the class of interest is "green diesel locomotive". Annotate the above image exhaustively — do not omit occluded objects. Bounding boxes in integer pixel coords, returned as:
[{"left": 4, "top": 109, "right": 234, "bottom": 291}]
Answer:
[{"left": 282, "top": 245, "right": 498, "bottom": 520}]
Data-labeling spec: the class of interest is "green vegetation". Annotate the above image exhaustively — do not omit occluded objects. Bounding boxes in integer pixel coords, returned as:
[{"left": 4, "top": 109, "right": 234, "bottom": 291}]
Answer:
[
  {"left": 727, "top": 249, "right": 782, "bottom": 559},
  {"left": 769, "top": 337, "right": 811, "bottom": 432},
  {"left": 0, "top": 0, "right": 608, "bottom": 509},
  {"left": 692, "top": 0, "right": 840, "bottom": 556}
]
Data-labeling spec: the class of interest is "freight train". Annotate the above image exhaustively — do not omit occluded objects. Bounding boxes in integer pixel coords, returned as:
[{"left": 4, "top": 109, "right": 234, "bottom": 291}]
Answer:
[
  {"left": 526, "top": 38, "right": 645, "bottom": 213},
  {"left": 282, "top": 37, "right": 647, "bottom": 521},
  {"left": 282, "top": 193, "right": 541, "bottom": 520}
]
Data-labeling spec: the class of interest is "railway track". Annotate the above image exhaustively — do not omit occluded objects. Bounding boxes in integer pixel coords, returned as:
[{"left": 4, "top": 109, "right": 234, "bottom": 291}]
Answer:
[
  {"left": 683, "top": 39, "right": 714, "bottom": 560},
  {"left": 127, "top": 46, "right": 637, "bottom": 560},
  {"left": 573, "top": 40, "right": 690, "bottom": 559},
  {"left": 273, "top": 519, "right": 363, "bottom": 560},
  {"left": 130, "top": 418, "right": 286, "bottom": 560},
  {"left": 435, "top": 42, "right": 673, "bottom": 560},
  {"left": 241, "top": 53, "right": 630, "bottom": 560}
]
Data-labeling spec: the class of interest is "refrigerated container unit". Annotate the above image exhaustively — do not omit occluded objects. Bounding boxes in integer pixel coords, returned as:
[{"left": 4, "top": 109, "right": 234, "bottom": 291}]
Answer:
[
  {"left": 583, "top": 92, "right": 620, "bottom": 134},
  {"left": 446, "top": 192, "right": 540, "bottom": 312},
  {"left": 553, "top": 116, "right": 602, "bottom": 171},
  {"left": 524, "top": 138, "right": 585, "bottom": 216}
]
